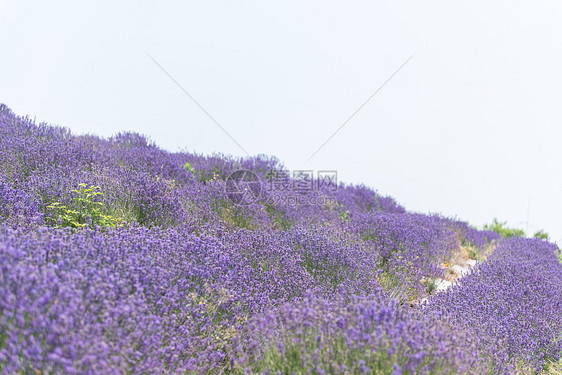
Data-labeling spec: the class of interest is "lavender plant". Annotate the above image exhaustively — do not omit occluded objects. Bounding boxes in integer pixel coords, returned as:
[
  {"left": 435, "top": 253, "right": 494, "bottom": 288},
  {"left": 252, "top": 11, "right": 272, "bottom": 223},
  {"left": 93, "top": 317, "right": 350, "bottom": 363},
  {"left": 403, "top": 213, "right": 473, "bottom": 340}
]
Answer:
[
  {"left": 233, "top": 292, "right": 486, "bottom": 374},
  {"left": 427, "top": 238, "right": 562, "bottom": 373}
]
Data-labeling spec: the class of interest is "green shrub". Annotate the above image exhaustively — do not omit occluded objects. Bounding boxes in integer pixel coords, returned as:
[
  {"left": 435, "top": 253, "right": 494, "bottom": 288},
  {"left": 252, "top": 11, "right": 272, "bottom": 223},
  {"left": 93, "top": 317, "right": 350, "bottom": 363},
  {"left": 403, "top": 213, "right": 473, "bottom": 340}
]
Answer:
[
  {"left": 484, "top": 218, "right": 525, "bottom": 239},
  {"left": 339, "top": 209, "right": 351, "bottom": 223},
  {"left": 533, "top": 230, "right": 549, "bottom": 240},
  {"left": 182, "top": 162, "right": 195, "bottom": 174},
  {"left": 45, "top": 184, "right": 121, "bottom": 230}
]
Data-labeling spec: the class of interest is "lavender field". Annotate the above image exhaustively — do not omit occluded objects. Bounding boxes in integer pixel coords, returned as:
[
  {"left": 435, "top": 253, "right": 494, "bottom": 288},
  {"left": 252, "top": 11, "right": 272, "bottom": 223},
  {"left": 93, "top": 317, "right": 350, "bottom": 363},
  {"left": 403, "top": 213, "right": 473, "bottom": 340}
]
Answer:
[{"left": 0, "top": 103, "right": 561, "bottom": 374}]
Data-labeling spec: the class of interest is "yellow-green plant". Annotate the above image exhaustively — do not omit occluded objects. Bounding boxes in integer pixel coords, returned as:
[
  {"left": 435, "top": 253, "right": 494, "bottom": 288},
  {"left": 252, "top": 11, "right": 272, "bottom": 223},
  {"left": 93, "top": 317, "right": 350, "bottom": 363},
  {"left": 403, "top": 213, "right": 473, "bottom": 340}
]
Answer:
[
  {"left": 183, "top": 162, "right": 195, "bottom": 174},
  {"left": 45, "top": 184, "right": 121, "bottom": 230}
]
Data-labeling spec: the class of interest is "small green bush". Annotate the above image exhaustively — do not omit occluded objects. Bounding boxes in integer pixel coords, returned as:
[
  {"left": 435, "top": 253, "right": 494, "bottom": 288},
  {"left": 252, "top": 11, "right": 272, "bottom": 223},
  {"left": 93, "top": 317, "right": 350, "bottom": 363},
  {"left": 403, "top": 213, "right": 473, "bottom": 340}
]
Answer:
[
  {"left": 484, "top": 218, "right": 525, "bottom": 239},
  {"left": 45, "top": 184, "right": 121, "bottom": 230},
  {"left": 182, "top": 162, "right": 195, "bottom": 174},
  {"left": 533, "top": 230, "right": 549, "bottom": 240}
]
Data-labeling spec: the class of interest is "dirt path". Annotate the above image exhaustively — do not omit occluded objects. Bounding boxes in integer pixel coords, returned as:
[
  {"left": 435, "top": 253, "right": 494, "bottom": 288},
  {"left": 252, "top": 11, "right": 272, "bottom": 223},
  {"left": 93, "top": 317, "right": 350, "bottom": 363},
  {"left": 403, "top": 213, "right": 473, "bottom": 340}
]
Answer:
[{"left": 412, "top": 242, "right": 497, "bottom": 307}]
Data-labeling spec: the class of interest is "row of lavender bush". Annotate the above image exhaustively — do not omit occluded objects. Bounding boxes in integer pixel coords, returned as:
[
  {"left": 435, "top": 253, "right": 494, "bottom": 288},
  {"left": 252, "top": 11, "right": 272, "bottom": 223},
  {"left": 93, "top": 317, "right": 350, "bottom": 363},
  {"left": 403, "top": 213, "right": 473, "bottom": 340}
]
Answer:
[
  {"left": 428, "top": 237, "right": 562, "bottom": 373},
  {"left": 0, "top": 104, "right": 559, "bottom": 374}
]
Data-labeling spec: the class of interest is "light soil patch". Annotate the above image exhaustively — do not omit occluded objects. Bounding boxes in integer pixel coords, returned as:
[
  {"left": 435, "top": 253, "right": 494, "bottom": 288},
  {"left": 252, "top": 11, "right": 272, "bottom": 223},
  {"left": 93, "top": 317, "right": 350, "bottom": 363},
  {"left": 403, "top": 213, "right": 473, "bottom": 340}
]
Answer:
[
  {"left": 412, "top": 241, "right": 497, "bottom": 307},
  {"left": 439, "top": 241, "right": 496, "bottom": 284}
]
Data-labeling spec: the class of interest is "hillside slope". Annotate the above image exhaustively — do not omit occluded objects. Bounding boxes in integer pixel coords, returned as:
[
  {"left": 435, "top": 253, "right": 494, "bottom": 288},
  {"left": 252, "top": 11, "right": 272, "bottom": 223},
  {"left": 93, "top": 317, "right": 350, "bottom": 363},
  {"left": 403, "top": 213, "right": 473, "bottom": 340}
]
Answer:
[{"left": 0, "top": 104, "right": 561, "bottom": 374}]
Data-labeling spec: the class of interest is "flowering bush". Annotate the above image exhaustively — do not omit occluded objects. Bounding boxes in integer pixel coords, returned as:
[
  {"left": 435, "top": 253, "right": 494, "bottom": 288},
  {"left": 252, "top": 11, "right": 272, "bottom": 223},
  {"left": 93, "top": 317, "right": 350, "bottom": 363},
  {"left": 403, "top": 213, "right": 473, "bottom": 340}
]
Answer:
[
  {"left": 233, "top": 292, "right": 486, "bottom": 374},
  {"left": 427, "top": 238, "right": 562, "bottom": 373}
]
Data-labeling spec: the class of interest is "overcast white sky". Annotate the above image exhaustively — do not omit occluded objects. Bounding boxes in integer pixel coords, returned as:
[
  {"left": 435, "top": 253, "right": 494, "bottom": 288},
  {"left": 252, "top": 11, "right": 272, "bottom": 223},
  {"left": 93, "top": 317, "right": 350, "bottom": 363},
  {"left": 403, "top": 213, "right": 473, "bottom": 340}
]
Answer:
[{"left": 2, "top": 0, "right": 561, "bottom": 243}]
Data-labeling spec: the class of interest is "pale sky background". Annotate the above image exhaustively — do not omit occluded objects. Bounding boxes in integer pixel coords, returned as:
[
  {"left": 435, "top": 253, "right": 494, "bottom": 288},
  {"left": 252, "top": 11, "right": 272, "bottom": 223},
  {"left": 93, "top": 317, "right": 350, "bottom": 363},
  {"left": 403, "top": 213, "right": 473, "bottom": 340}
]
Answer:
[{"left": 1, "top": 0, "right": 561, "bottom": 243}]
